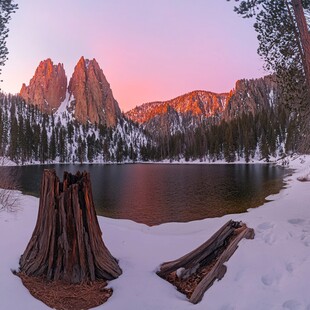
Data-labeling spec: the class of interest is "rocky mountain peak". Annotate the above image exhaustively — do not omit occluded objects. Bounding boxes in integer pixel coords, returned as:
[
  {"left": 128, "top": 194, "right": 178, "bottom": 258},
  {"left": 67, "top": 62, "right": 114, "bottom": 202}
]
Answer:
[
  {"left": 19, "top": 58, "right": 67, "bottom": 113},
  {"left": 125, "top": 90, "right": 228, "bottom": 125},
  {"left": 224, "top": 75, "right": 277, "bottom": 119},
  {"left": 68, "top": 57, "right": 121, "bottom": 126}
]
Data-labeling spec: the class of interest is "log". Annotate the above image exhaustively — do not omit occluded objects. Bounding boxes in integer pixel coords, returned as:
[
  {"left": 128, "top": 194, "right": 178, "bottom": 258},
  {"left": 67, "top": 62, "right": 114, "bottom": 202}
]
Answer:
[
  {"left": 19, "top": 169, "right": 122, "bottom": 284},
  {"left": 157, "top": 220, "right": 254, "bottom": 304}
]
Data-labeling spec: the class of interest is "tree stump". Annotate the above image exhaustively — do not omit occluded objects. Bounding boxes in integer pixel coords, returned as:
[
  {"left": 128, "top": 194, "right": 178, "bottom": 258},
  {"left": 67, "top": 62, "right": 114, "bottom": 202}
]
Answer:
[{"left": 19, "top": 169, "right": 122, "bottom": 283}]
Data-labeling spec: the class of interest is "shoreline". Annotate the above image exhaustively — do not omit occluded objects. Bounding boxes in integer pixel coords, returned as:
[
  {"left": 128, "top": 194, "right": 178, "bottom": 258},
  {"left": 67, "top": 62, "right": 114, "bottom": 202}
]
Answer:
[
  {"left": 0, "top": 155, "right": 309, "bottom": 309},
  {"left": 1, "top": 153, "right": 293, "bottom": 167}
]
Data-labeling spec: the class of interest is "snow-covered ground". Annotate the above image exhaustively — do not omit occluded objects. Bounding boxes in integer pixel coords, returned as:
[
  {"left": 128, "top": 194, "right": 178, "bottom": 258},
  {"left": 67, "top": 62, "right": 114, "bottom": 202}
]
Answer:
[{"left": 1, "top": 155, "right": 310, "bottom": 310}]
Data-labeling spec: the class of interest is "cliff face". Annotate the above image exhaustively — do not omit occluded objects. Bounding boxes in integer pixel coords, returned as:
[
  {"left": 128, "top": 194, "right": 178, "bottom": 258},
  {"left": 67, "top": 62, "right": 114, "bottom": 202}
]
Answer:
[
  {"left": 125, "top": 75, "right": 278, "bottom": 136},
  {"left": 20, "top": 59, "right": 67, "bottom": 113},
  {"left": 224, "top": 75, "right": 277, "bottom": 119},
  {"left": 20, "top": 57, "right": 121, "bottom": 127},
  {"left": 20, "top": 56, "right": 276, "bottom": 131},
  {"left": 68, "top": 57, "right": 121, "bottom": 126},
  {"left": 126, "top": 90, "right": 228, "bottom": 124}
]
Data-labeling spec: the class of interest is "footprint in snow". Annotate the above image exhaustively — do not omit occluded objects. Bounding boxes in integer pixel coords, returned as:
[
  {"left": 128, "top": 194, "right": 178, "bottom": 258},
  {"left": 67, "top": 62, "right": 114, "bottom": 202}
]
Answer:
[
  {"left": 261, "top": 274, "right": 274, "bottom": 286},
  {"left": 220, "top": 305, "right": 235, "bottom": 310},
  {"left": 288, "top": 219, "right": 306, "bottom": 225},
  {"left": 257, "top": 222, "right": 275, "bottom": 231},
  {"left": 301, "top": 234, "right": 310, "bottom": 247},
  {"left": 261, "top": 271, "right": 281, "bottom": 287},
  {"left": 282, "top": 299, "right": 303, "bottom": 310},
  {"left": 288, "top": 219, "right": 310, "bottom": 246},
  {"left": 257, "top": 222, "right": 276, "bottom": 245},
  {"left": 285, "top": 262, "right": 294, "bottom": 273}
]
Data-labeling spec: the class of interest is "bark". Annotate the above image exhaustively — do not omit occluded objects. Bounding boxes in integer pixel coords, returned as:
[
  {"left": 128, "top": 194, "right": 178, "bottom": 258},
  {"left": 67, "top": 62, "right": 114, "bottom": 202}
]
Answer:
[
  {"left": 291, "top": 0, "right": 310, "bottom": 90},
  {"left": 19, "top": 169, "right": 122, "bottom": 284},
  {"left": 157, "top": 220, "right": 255, "bottom": 304}
]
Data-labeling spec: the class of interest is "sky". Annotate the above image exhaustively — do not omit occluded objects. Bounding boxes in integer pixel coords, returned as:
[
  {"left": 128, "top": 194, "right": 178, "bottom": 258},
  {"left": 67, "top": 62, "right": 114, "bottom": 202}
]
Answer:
[{"left": 2, "top": 0, "right": 265, "bottom": 112}]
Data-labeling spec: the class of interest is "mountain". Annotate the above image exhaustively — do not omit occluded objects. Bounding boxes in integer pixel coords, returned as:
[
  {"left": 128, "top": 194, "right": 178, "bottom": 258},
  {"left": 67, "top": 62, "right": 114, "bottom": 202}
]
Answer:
[
  {"left": 20, "top": 57, "right": 121, "bottom": 127},
  {"left": 126, "top": 90, "right": 228, "bottom": 123},
  {"left": 68, "top": 57, "right": 121, "bottom": 126},
  {"left": 20, "top": 59, "right": 67, "bottom": 114},
  {"left": 126, "top": 75, "right": 278, "bottom": 136},
  {"left": 8, "top": 60, "right": 296, "bottom": 164},
  {"left": 225, "top": 75, "right": 277, "bottom": 119}
]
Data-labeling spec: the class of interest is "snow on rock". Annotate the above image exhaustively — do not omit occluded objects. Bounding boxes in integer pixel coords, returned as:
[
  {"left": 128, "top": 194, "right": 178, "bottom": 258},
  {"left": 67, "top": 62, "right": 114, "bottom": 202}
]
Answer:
[{"left": 1, "top": 156, "right": 310, "bottom": 309}]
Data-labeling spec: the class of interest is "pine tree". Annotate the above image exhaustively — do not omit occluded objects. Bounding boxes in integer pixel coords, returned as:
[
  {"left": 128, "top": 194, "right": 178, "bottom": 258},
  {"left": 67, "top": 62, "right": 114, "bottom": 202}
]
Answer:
[
  {"left": 87, "top": 133, "right": 95, "bottom": 162},
  {"left": 24, "top": 119, "right": 33, "bottom": 161},
  {"left": 77, "top": 136, "right": 86, "bottom": 163},
  {"left": 223, "top": 122, "right": 236, "bottom": 163},
  {"left": 0, "top": 1, "right": 18, "bottom": 80},
  {"left": 116, "top": 137, "right": 124, "bottom": 162},
  {"left": 9, "top": 116, "right": 18, "bottom": 161},
  {"left": 18, "top": 114, "right": 25, "bottom": 163},
  {"left": 40, "top": 126, "right": 48, "bottom": 163},
  {"left": 49, "top": 129, "right": 56, "bottom": 161},
  {"left": 58, "top": 127, "right": 67, "bottom": 162},
  {"left": 230, "top": 0, "right": 310, "bottom": 152}
]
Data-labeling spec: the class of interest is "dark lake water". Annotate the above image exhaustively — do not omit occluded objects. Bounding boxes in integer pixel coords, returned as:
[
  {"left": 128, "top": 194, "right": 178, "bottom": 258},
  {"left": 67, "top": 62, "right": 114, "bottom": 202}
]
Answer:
[{"left": 1, "top": 164, "right": 289, "bottom": 226}]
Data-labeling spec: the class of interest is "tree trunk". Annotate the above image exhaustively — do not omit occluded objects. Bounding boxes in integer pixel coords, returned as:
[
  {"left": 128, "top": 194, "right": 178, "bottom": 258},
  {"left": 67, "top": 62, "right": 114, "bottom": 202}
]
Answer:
[
  {"left": 157, "top": 220, "right": 255, "bottom": 304},
  {"left": 19, "top": 169, "right": 122, "bottom": 284},
  {"left": 291, "top": 0, "right": 310, "bottom": 90}
]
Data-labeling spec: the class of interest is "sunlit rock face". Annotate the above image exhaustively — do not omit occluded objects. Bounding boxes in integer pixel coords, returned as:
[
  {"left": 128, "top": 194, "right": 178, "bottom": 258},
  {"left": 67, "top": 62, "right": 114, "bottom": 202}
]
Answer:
[
  {"left": 125, "top": 75, "right": 278, "bottom": 136},
  {"left": 126, "top": 90, "right": 228, "bottom": 124},
  {"left": 68, "top": 56, "right": 121, "bottom": 126},
  {"left": 125, "top": 90, "right": 228, "bottom": 137},
  {"left": 20, "top": 59, "right": 67, "bottom": 113},
  {"left": 225, "top": 75, "right": 278, "bottom": 119}
]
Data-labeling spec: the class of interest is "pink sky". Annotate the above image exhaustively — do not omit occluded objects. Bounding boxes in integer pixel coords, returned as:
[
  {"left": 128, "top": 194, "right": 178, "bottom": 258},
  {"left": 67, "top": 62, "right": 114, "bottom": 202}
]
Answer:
[{"left": 2, "top": 0, "right": 265, "bottom": 112}]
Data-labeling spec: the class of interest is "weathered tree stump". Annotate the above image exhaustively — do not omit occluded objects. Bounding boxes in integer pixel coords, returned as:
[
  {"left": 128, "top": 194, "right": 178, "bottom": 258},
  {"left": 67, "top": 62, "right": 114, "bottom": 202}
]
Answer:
[
  {"left": 19, "top": 169, "right": 122, "bottom": 284},
  {"left": 157, "top": 220, "right": 254, "bottom": 304}
]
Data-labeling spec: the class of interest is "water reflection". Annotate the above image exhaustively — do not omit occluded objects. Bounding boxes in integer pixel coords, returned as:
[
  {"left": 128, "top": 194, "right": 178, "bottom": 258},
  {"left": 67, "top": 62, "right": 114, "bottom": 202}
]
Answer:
[{"left": 1, "top": 163, "right": 289, "bottom": 226}]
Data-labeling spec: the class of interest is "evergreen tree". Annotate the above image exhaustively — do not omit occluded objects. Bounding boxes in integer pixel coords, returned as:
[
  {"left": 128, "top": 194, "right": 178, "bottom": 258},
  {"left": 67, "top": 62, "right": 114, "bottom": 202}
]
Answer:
[
  {"left": 9, "top": 115, "right": 18, "bottom": 161},
  {"left": 58, "top": 127, "right": 67, "bottom": 162},
  {"left": 18, "top": 114, "right": 25, "bottom": 163},
  {"left": 24, "top": 119, "right": 33, "bottom": 161},
  {"left": 129, "top": 143, "right": 137, "bottom": 162},
  {"left": 77, "top": 136, "right": 86, "bottom": 163},
  {"left": 49, "top": 129, "right": 56, "bottom": 161},
  {"left": 223, "top": 122, "right": 236, "bottom": 162},
  {"left": 87, "top": 133, "right": 95, "bottom": 162},
  {"left": 40, "top": 126, "right": 48, "bottom": 163},
  {"left": 230, "top": 0, "right": 310, "bottom": 152},
  {"left": 116, "top": 137, "right": 124, "bottom": 162},
  {"left": 0, "top": 1, "right": 18, "bottom": 79}
]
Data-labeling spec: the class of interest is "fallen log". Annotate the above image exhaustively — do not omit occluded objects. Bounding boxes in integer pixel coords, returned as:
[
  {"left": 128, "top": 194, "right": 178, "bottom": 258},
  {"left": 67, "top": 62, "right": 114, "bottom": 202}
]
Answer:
[
  {"left": 19, "top": 169, "right": 122, "bottom": 284},
  {"left": 157, "top": 220, "right": 254, "bottom": 304}
]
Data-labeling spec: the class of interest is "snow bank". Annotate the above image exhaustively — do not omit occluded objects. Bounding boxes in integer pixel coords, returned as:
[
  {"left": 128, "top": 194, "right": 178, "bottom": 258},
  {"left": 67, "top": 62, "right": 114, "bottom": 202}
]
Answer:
[{"left": 1, "top": 155, "right": 310, "bottom": 309}]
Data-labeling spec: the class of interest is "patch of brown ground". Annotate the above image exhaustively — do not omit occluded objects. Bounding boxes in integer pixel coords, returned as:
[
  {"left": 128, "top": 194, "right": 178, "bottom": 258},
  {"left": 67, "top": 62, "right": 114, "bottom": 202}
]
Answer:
[
  {"left": 16, "top": 272, "right": 112, "bottom": 310},
  {"left": 163, "top": 249, "right": 223, "bottom": 299}
]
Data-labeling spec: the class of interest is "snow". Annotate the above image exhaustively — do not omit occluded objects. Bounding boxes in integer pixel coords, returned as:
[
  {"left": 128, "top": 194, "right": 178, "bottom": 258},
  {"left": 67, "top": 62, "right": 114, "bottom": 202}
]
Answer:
[
  {"left": 55, "top": 91, "right": 71, "bottom": 115},
  {"left": 1, "top": 156, "right": 310, "bottom": 309},
  {"left": 0, "top": 157, "right": 16, "bottom": 166}
]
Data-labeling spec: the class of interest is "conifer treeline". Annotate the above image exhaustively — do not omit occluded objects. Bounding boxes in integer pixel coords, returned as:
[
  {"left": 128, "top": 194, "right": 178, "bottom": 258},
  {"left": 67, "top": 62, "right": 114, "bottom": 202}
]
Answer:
[
  {"left": 0, "top": 94, "right": 145, "bottom": 164},
  {"left": 139, "top": 105, "right": 299, "bottom": 162},
  {"left": 0, "top": 94, "right": 299, "bottom": 164}
]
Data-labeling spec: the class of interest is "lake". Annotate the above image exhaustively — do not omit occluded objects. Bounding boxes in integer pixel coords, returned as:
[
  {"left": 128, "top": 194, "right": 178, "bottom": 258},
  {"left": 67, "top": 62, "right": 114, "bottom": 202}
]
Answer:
[{"left": 2, "top": 163, "right": 289, "bottom": 226}]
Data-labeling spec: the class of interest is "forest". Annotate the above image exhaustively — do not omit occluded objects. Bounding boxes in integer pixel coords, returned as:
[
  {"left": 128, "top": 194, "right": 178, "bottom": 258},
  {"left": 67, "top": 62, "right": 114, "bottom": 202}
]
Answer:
[{"left": 0, "top": 93, "right": 299, "bottom": 164}]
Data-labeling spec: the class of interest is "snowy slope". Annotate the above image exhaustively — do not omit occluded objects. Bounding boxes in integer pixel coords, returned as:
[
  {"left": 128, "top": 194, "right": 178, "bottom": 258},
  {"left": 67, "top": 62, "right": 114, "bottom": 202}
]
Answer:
[{"left": 1, "top": 156, "right": 310, "bottom": 309}]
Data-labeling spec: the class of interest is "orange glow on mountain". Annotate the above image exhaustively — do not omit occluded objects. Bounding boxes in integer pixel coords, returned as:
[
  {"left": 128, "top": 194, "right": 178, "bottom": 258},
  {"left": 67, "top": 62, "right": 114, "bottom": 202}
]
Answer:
[{"left": 125, "top": 90, "right": 229, "bottom": 124}]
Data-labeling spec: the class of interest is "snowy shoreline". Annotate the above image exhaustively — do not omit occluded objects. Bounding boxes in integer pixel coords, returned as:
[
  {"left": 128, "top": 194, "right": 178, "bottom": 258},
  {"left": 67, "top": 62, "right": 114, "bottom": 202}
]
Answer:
[
  {"left": 1, "top": 152, "right": 291, "bottom": 167},
  {"left": 1, "top": 155, "right": 310, "bottom": 309}
]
